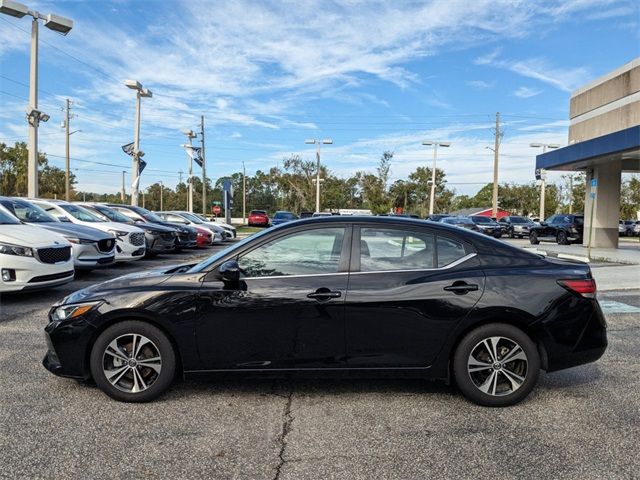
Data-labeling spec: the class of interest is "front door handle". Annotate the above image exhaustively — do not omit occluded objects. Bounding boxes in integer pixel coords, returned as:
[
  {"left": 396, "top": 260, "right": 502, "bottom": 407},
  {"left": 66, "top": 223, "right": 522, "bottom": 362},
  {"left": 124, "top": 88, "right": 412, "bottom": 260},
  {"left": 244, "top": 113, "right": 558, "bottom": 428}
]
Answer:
[
  {"left": 444, "top": 282, "right": 479, "bottom": 294},
  {"left": 307, "top": 290, "right": 342, "bottom": 300}
]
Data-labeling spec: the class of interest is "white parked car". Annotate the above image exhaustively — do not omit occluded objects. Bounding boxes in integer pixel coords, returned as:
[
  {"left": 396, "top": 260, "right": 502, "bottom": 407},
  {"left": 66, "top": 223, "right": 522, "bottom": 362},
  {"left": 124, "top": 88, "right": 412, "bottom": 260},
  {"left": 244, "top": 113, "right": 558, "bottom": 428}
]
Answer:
[
  {"left": 192, "top": 213, "right": 237, "bottom": 238},
  {"left": 155, "top": 211, "right": 225, "bottom": 243},
  {"left": 30, "top": 199, "right": 145, "bottom": 262},
  {"left": 0, "top": 208, "right": 74, "bottom": 293},
  {"left": 0, "top": 198, "right": 116, "bottom": 270}
]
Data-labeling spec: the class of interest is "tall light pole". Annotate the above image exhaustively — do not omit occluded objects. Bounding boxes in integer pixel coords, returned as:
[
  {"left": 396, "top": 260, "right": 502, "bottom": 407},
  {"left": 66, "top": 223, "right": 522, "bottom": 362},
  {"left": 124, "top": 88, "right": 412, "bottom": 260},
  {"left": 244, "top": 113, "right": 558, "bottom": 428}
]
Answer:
[
  {"left": 124, "top": 79, "right": 152, "bottom": 206},
  {"left": 422, "top": 141, "right": 451, "bottom": 215},
  {"left": 182, "top": 129, "right": 197, "bottom": 212},
  {"left": 305, "top": 138, "right": 332, "bottom": 212},
  {"left": 1, "top": 0, "right": 73, "bottom": 198},
  {"left": 530, "top": 143, "right": 560, "bottom": 220},
  {"left": 200, "top": 115, "right": 206, "bottom": 215},
  {"left": 158, "top": 180, "right": 163, "bottom": 211},
  {"left": 121, "top": 171, "right": 126, "bottom": 203}
]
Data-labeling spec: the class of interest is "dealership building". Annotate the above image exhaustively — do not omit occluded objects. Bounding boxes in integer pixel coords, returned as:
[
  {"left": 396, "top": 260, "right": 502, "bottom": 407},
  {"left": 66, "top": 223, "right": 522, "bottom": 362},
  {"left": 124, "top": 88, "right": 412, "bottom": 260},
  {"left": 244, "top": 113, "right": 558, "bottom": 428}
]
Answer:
[{"left": 536, "top": 57, "right": 640, "bottom": 248}]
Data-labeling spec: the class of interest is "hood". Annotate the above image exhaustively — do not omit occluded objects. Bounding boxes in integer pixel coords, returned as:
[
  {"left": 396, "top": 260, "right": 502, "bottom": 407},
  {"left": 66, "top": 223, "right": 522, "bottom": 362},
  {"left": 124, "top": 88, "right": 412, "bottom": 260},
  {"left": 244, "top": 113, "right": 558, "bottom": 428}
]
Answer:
[
  {"left": 136, "top": 222, "right": 177, "bottom": 233},
  {"left": 0, "top": 224, "right": 70, "bottom": 248},
  {"left": 153, "top": 221, "right": 196, "bottom": 234},
  {"left": 35, "top": 222, "right": 115, "bottom": 241},
  {"left": 59, "top": 263, "right": 197, "bottom": 304}
]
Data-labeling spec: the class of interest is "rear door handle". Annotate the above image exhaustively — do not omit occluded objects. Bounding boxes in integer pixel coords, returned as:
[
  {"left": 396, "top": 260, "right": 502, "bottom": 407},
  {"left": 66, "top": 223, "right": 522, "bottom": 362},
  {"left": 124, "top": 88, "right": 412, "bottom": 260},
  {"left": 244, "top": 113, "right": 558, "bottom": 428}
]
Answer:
[
  {"left": 307, "top": 290, "right": 342, "bottom": 300},
  {"left": 444, "top": 283, "right": 479, "bottom": 294}
]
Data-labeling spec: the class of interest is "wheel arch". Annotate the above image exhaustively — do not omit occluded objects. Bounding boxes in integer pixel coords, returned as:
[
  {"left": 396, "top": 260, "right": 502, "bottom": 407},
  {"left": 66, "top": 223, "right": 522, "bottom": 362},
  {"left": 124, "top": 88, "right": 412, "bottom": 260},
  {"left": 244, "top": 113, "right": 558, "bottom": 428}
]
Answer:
[
  {"left": 444, "top": 309, "right": 549, "bottom": 382},
  {"left": 84, "top": 311, "right": 185, "bottom": 381}
]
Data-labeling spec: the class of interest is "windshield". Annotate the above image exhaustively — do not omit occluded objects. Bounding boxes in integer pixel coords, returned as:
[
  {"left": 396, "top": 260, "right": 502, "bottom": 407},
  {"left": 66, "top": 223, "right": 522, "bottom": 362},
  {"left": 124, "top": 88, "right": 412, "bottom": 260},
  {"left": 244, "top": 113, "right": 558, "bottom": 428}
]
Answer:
[
  {"left": 90, "top": 205, "right": 133, "bottom": 223},
  {"left": 509, "top": 217, "right": 528, "bottom": 224},
  {"left": 471, "top": 216, "right": 494, "bottom": 224},
  {"left": 188, "top": 229, "right": 273, "bottom": 273},
  {"left": 178, "top": 212, "right": 204, "bottom": 224},
  {"left": 274, "top": 212, "right": 295, "bottom": 219},
  {"left": 136, "top": 207, "right": 164, "bottom": 223},
  {"left": 0, "top": 208, "right": 20, "bottom": 224},
  {"left": 59, "top": 204, "right": 106, "bottom": 222},
  {"left": 0, "top": 199, "right": 57, "bottom": 223}
]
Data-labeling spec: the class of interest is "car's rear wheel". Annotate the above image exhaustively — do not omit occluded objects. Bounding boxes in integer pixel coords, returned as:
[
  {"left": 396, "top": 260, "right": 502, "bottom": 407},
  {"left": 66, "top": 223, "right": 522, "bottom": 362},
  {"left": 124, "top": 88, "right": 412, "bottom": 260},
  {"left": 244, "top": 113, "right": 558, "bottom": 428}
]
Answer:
[
  {"left": 508, "top": 229, "right": 514, "bottom": 239},
  {"left": 90, "top": 321, "right": 176, "bottom": 403},
  {"left": 557, "top": 231, "right": 569, "bottom": 245},
  {"left": 453, "top": 323, "right": 540, "bottom": 407},
  {"left": 529, "top": 231, "right": 539, "bottom": 244}
]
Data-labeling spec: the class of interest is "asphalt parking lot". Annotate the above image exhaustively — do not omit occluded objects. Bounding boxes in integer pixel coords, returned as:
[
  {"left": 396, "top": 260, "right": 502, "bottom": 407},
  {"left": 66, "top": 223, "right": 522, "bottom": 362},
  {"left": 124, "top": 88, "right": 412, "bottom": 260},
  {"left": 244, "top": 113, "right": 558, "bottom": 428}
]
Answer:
[{"left": 0, "top": 241, "right": 639, "bottom": 479}]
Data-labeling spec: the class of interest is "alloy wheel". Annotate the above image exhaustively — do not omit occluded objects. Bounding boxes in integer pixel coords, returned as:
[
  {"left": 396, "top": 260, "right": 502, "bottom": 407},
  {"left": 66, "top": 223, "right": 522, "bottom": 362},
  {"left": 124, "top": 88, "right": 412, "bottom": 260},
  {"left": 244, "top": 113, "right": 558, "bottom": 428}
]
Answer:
[
  {"left": 102, "top": 333, "right": 162, "bottom": 393},
  {"left": 467, "top": 336, "right": 528, "bottom": 396}
]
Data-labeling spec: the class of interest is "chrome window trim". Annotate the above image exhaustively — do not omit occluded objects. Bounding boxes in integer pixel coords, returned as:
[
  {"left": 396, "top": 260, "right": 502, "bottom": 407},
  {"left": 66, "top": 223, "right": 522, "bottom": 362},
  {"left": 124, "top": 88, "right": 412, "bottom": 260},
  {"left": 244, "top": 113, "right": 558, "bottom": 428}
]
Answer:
[
  {"left": 242, "top": 253, "right": 477, "bottom": 280},
  {"left": 352, "top": 252, "right": 477, "bottom": 275}
]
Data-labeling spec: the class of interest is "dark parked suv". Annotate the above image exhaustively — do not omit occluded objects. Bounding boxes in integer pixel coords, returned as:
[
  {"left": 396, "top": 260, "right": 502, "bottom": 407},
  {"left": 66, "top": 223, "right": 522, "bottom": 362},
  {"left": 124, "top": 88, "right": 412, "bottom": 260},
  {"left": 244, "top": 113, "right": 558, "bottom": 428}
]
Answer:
[{"left": 529, "top": 214, "right": 584, "bottom": 245}]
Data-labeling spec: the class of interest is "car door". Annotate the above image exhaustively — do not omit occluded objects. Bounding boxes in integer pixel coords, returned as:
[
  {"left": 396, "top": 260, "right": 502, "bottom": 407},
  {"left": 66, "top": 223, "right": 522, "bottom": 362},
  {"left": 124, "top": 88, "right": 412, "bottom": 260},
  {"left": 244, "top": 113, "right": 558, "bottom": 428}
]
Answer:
[
  {"left": 539, "top": 215, "right": 557, "bottom": 239},
  {"left": 195, "top": 225, "right": 351, "bottom": 370},
  {"left": 344, "top": 225, "right": 485, "bottom": 368}
]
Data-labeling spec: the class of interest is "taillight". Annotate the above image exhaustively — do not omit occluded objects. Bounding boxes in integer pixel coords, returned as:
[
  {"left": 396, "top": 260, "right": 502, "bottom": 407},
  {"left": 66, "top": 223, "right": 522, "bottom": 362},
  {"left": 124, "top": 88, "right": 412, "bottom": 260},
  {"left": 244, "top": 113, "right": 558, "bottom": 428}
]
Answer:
[{"left": 558, "top": 279, "right": 597, "bottom": 298}]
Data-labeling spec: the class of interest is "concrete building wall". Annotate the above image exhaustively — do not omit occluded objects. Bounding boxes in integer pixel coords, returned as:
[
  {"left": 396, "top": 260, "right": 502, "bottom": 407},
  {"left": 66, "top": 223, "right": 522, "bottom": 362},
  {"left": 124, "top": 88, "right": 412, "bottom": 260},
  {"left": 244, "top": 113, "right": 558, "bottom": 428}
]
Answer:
[{"left": 569, "top": 59, "right": 640, "bottom": 143}]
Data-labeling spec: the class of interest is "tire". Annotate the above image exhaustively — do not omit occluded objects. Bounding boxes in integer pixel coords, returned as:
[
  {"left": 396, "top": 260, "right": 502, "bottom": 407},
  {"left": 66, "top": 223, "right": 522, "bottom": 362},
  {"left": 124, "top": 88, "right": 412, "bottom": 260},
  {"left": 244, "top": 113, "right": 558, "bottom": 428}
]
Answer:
[
  {"left": 557, "top": 231, "right": 569, "bottom": 245},
  {"left": 90, "top": 320, "right": 176, "bottom": 403},
  {"left": 453, "top": 323, "right": 540, "bottom": 407},
  {"left": 529, "top": 231, "right": 539, "bottom": 244},
  {"left": 508, "top": 229, "right": 514, "bottom": 239}
]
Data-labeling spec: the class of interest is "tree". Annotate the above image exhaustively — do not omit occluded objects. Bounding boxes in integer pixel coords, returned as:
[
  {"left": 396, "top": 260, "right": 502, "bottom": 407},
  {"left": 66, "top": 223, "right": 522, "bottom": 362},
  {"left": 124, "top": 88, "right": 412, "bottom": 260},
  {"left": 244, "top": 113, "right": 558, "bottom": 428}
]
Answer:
[
  {"left": 356, "top": 151, "right": 393, "bottom": 215},
  {"left": 0, "top": 141, "right": 75, "bottom": 197},
  {"left": 408, "top": 166, "right": 453, "bottom": 215}
]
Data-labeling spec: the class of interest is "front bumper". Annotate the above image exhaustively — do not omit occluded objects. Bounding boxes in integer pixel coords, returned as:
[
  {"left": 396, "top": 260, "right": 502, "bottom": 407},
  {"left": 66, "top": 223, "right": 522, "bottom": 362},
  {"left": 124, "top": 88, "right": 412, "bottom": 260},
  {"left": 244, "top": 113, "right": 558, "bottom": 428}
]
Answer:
[
  {"left": 115, "top": 235, "right": 145, "bottom": 262},
  {"left": 43, "top": 315, "right": 96, "bottom": 380},
  {"left": 0, "top": 255, "right": 74, "bottom": 293},
  {"left": 146, "top": 232, "right": 176, "bottom": 253}
]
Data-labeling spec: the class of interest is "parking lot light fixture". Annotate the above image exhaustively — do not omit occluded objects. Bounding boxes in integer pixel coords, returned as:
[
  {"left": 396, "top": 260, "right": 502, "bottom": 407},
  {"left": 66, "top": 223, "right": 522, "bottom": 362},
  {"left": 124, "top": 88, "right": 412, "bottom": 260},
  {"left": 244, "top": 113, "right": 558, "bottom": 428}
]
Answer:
[
  {"left": 422, "top": 141, "right": 451, "bottom": 215},
  {"left": 0, "top": 0, "right": 74, "bottom": 198},
  {"left": 530, "top": 142, "right": 561, "bottom": 220},
  {"left": 305, "top": 138, "right": 333, "bottom": 212},
  {"left": 182, "top": 129, "right": 197, "bottom": 212},
  {"left": 124, "top": 80, "right": 152, "bottom": 206}
]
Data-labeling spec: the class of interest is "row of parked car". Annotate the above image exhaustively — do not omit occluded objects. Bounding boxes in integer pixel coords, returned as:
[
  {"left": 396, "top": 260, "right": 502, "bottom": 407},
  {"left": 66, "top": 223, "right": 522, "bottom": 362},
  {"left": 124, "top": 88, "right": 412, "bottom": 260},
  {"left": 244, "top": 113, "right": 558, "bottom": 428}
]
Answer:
[{"left": 0, "top": 197, "right": 237, "bottom": 293}]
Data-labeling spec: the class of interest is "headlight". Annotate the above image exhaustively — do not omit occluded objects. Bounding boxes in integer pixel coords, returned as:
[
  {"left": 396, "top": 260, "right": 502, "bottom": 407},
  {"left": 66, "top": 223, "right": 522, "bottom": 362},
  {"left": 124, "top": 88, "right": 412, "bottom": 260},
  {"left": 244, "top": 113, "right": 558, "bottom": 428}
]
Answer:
[
  {"left": 0, "top": 242, "right": 34, "bottom": 257},
  {"left": 109, "top": 230, "right": 128, "bottom": 239},
  {"left": 52, "top": 301, "right": 103, "bottom": 321},
  {"left": 63, "top": 236, "right": 94, "bottom": 244}
]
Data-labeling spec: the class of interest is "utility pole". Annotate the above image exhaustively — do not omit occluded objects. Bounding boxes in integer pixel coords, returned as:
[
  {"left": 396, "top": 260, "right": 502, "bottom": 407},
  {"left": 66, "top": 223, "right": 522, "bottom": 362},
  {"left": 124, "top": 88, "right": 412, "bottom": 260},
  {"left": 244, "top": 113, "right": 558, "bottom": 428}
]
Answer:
[
  {"left": 491, "top": 112, "right": 501, "bottom": 219},
  {"left": 178, "top": 170, "right": 183, "bottom": 184},
  {"left": 242, "top": 161, "right": 246, "bottom": 224},
  {"left": 305, "top": 139, "right": 332, "bottom": 212},
  {"left": 121, "top": 171, "right": 126, "bottom": 203},
  {"left": 64, "top": 98, "right": 71, "bottom": 201},
  {"left": 200, "top": 115, "right": 206, "bottom": 215},
  {"left": 159, "top": 181, "right": 163, "bottom": 211}
]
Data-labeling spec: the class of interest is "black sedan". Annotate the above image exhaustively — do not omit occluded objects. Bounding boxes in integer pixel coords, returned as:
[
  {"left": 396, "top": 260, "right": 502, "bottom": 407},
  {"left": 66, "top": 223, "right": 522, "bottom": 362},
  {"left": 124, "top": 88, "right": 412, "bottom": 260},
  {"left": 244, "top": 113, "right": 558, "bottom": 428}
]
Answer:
[
  {"left": 498, "top": 216, "right": 536, "bottom": 238},
  {"left": 469, "top": 215, "right": 502, "bottom": 238},
  {"left": 43, "top": 216, "right": 606, "bottom": 407}
]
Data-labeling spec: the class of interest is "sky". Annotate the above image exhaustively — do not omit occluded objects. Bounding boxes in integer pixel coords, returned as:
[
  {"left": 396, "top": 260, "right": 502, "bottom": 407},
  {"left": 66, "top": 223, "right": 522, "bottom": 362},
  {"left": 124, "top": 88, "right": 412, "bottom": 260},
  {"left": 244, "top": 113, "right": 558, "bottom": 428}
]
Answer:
[{"left": 0, "top": 0, "right": 638, "bottom": 197}]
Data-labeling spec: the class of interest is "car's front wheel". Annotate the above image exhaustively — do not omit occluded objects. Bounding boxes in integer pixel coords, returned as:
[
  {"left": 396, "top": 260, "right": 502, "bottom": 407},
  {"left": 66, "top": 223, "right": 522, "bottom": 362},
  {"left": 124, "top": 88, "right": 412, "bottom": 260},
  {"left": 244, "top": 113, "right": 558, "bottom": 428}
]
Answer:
[
  {"left": 529, "top": 231, "right": 540, "bottom": 244},
  {"left": 453, "top": 323, "right": 540, "bottom": 407},
  {"left": 90, "top": 321, "right": 176, "bottom": 403},
  {"left": 557, "top": 231, "right": 569, "bottom": 245}
]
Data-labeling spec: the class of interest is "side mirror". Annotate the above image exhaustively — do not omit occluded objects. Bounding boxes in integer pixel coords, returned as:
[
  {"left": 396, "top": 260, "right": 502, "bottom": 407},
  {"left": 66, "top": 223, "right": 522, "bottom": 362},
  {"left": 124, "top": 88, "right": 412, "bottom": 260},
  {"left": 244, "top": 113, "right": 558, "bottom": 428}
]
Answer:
[
  {"left": 58, "top": 216, "right": 71, "bottom": 222},
  {"left": 219, "top": 260, "right": 240, "bottom": 283},
  {"left": 134, "top": 218, "right": 144, "bottom": 223}
]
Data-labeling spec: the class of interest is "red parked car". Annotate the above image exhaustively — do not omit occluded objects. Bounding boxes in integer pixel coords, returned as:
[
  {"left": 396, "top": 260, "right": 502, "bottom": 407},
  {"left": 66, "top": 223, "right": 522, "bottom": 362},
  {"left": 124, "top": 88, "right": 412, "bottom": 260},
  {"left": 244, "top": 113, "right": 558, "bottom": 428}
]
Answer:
[
  {"left": 195, "top": 226, "right": 213, "bottom": 247},
  {"left": 248, "top": 210, "right": 270, "bottom": 227}
]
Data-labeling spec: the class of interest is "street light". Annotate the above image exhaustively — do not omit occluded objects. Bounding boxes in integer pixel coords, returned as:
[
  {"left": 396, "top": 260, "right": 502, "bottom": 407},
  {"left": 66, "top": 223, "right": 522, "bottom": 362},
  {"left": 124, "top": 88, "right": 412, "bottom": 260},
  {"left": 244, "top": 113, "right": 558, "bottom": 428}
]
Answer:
[
  {"left": 422, "top": 141, "right": 451, "bottom": 215},
  {"left": 305, "top": 138, "right": 332, "bottom": 212},
  {"left": 182, "top": 129, "right": 197, "bottom": 212},
  {"left": 158, "top": 181, "right": 163, "bottom": 211},
  {"left": 0, "top": 0, "right": 73, "bottom": 198},
  {"left": 530, "top": 143, "right": 561, "bottom": 220},
  {"left": 124, "top": 79, "right": 152, "bottom": 206}
]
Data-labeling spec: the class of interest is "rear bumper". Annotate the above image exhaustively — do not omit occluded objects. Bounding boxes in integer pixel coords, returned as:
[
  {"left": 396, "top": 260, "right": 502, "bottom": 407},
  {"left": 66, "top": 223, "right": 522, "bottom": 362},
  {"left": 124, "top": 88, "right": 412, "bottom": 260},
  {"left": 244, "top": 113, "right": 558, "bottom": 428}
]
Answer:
[{"left": 542, "top": 300, "right": 607, "bottom": 372}]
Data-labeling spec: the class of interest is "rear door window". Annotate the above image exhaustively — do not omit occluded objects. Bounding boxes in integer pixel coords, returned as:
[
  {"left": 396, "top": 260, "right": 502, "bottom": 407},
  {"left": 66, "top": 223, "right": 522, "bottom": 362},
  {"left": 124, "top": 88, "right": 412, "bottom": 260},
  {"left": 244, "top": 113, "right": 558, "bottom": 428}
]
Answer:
[
  {"left": 360, "top": 228, "right": 435, "bottom": 271},
  {"left": 436, "top": 236, "right": 467, "bottom": 267}
]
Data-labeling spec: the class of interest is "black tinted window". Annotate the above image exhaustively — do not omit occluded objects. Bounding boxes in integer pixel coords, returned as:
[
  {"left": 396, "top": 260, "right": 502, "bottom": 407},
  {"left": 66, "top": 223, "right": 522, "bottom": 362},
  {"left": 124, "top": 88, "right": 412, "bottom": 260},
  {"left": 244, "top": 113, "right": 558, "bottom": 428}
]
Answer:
[
  {"left": 437, "top": 237, "right": 467, "bottom": 267},
  {"left": 239, "top": 227, "right": 344, "bottom": 277},
  {"left": 360, "top": 228, "right": 434, "bottom": 271}
]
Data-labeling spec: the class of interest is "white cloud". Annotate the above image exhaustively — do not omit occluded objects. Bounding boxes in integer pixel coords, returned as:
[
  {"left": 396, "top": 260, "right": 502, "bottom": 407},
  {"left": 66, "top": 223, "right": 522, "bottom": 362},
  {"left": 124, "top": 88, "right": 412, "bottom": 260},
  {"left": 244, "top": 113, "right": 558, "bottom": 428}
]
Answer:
[
  {"left": 467, "top": 80, "right": 495, "bottom": 90},
  {"left": 513, "top": 86, "right": 542, "bottom": 98}
]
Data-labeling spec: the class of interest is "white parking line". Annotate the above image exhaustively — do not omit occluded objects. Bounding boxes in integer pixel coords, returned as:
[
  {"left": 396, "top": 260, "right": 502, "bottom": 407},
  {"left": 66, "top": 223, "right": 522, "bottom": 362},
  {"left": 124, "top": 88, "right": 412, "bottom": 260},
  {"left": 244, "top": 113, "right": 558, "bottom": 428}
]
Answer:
[{"left": 599, "top": 300, "right": 640, "bottom": 314}]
